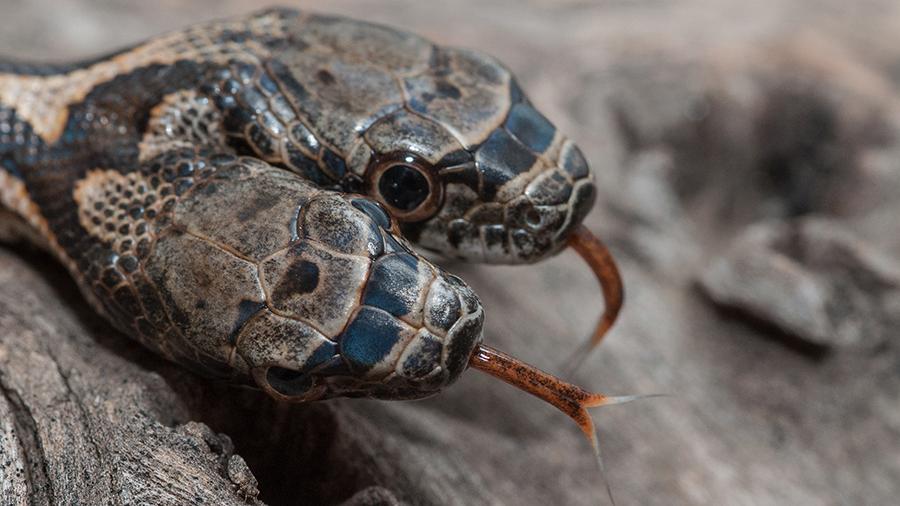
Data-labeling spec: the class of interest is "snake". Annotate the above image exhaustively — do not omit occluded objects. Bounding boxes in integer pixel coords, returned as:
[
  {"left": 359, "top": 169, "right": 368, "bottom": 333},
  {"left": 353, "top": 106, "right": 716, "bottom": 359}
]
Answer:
[{"left": 0, "top": 7, "right": 633, "bottom": 499}]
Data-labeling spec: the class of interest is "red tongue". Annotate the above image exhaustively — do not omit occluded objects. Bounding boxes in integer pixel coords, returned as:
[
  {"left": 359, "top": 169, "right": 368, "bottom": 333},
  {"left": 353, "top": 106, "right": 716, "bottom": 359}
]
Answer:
[
  {"left": 467, "top": 228, "right": 631, "bottom": 503},
  {"left": 565, "top": 225, "right": 624, "bottom": 371},
  {"left": 468, "top": 343, "right": 649, "bottom": 505},
  {"left": 469, "top": 344, "right": 613, "bottom": 429}
]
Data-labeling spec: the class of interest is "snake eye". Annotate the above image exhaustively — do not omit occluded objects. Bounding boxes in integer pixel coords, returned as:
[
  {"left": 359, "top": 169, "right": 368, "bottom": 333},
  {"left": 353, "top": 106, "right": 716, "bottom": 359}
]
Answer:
[
  {"left": 265, "top": 366, "right": 313, "bottom": 397},
  {"left": 367, "top": 154, "right": 443, "bottom": 222},
  {"left": 379, "top": 164, "right": 429, "bottom": 211}
]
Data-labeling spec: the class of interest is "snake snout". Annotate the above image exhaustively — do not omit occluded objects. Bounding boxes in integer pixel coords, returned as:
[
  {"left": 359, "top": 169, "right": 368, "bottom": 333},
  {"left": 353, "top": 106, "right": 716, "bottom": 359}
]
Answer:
[
  {"left": 316, "top": 223, "right": 484, "bottom": 399},
  {"left": 543, "top": 139, "right": 596, "bottom": 241},
  {"left": 478, "top": 164, "right": 595, "bottom": 264},
  {"left": 369, "top": 270, "right": 484, "bottom": 396},
  {"left": 447, "top": 136, "right": 596, "bottom": 264},
  {"left": 420, "top": 273, "right": 484, "bottom": 386}
]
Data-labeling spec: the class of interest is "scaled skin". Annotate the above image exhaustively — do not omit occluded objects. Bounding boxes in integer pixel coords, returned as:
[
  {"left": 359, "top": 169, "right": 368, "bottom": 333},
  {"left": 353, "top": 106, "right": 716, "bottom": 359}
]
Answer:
[
  {"left": 1, "top": 8, "right": 597, "bottom": 265},
  {"left": 0, "top": 8, "right": 595, "bottom": 399}
]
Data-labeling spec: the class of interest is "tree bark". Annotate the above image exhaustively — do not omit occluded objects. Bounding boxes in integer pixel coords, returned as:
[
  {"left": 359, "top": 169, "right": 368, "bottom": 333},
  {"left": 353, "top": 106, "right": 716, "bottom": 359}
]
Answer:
[{"left": 0, "top": 249, "right": 263, "bottom": 505}]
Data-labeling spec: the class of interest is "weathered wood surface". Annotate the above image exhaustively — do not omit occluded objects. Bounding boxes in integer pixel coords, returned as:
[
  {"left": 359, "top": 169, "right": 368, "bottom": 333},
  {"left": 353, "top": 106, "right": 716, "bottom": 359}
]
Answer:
[{"left": 2, "top": 1, "right": 900, "bottom": 505}]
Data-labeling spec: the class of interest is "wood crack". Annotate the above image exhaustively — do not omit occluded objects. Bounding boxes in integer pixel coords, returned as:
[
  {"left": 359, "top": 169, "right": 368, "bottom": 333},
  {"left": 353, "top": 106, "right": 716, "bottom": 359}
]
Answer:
[{"left": 0, "top": 370, "right": 54, "bottom": 505}]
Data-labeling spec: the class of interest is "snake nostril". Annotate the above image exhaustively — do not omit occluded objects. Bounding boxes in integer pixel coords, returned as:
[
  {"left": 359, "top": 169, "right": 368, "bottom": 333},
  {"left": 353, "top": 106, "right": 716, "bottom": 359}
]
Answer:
[{"left": 524, "top": 207, "right": 543, "bottom": 229}]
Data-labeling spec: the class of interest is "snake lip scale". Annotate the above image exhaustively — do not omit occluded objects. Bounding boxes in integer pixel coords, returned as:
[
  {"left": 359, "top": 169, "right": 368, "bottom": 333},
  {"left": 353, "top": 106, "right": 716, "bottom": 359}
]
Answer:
[{"left": 0, "top": 7, "right": 635, "bottom": 502}]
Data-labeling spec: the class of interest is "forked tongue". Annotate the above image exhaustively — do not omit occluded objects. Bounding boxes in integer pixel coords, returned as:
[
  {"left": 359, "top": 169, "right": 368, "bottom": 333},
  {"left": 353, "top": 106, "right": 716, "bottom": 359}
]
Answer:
[
  {"left": 469, "top": 344, "right": 657, "bottom": 505},
  {"left": 564, "top": 225, "right": 624, "bottom": 373}
]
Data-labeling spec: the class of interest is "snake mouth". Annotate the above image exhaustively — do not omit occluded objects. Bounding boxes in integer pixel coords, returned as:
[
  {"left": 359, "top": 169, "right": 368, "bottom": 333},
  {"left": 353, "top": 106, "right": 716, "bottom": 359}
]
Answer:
[{"left": 445, "top": 178, "right": 597, "bottom": 264}]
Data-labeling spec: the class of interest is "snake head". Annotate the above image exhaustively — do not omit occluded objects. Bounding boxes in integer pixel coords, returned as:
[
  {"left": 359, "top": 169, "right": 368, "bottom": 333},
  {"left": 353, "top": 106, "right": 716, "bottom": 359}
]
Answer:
[
  {"left": 248, "top": 260, "right": 485, "bottom": 403},
  {"left": 271, "top": 15, "right": 596, "bottom": 264},
  {"left": 361, "top": 49, "right": 598, "bottom": 264},
  {"left": 130, "top": 155, "right": 484, "bottom": 402},
  {"left": 218, "top": 170, "right": 485, "bottom": 402},
  {"left": 365, "top": 102, "right": 597, "bottom": 264}
]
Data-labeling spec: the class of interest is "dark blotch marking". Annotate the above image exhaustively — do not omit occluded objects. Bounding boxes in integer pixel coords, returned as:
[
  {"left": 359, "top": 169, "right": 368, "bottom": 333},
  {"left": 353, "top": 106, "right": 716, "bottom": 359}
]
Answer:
[
  {"left": 322, "top": 148, "right": 347, "bottom": 180},
  {"left": 247, "top": 123, "right": 276, "bottom": 158},
  {"left": 258, "top": 72, "right": 280, "bottom": 95},
  {"left": 436, "top": 151, "right": 480, "bottom": 191},
  {"left": 267, "top": 59, "right": 313, "bottom": 113},
  {"left": 273, "top": 259, "right": 320, "bottom": 301},
  {"left": 445, "top": 221, "right": 471, "bottom": 250},
  {"left": 304, "top": 341, "right": 338, "bottom": 372},
  {"left": 363, "top": 253, "right": 420, "bottom": 318},
  {"left": 436, "top": 148, "right": 472, "bottom": 168},
  {"left": 339, "top": 307, "right": 404, "bottom": 373},
  {"left": 435, "top": 80, "right": 461, "bottom": 99},
  {"left": 311, "top": 354, "right": 351, "bottom": 376},
  {"left": 264, "top": 341, "right": 337, "bottom": 396},
  {"left": 476, "top": 129, "right": 537, "bottom": 199},
  {"left": 240, "top": 87, "right": 268, "bottom": 113},
  {"left": 316, "top": 68, "right": 336, "bottom": 85},
  {"left": 223, "top": 106, "right": 254, "bottom": 132},
  {"left": 505, "top": 103, "right": 556, "bottom": 153},
  {"left": 406, "top": 95, "right": 430, "bottom": 115},
  {"left": 509, "top": 78, "right": 526, "bottom": 105},
  {"left": 101, "top": 267, "right": 124, "bottom": 288},
  {"left": 401, "top": 335, "right": 442, "bottom": 379},
  {"left": 1, "top": 158, "right": 22, "bottom": 179},
  {"left": 200, "top": 182, "right": 219, "bottom": 196},
  {"left": 174, "top": 179, "right": 194, "bottom": 196},
  {"left": 117, "top": 255, "right": 138, "bottom": 273},
  {"left": 289, "top": 122, "right": 320, "bottom": 154},
  {"left": 285, "top": 141, "right": 330, "bottom": 185},
  {"left": 481, "top": 224, "right": 508, "bottom": 253},
  {"left": 229, "top": 299, "right": 266, "bottom": 345},
  {"left": 445, "top": 313, "right": 483, "bottom": 383},
  {"left": 561, "top": 143, "right": 590, "bottom": 180}
]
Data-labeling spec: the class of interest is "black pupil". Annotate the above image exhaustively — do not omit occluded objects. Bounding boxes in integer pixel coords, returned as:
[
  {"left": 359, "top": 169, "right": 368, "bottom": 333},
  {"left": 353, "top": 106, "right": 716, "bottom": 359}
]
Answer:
[{"left": 378, "top": 164, "right": 429, "bottom": 212}]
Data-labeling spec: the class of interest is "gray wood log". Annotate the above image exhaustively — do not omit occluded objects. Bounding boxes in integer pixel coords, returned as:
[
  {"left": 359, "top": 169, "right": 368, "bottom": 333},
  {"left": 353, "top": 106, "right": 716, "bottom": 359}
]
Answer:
[{"left": 0, "top": 249, "right": 262, "bottom": 505}]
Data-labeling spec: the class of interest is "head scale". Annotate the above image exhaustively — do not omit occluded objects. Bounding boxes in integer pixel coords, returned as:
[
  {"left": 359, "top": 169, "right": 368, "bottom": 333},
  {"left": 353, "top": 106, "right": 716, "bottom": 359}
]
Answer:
[
  {"left": 271, "top": 14, "right": 597, "bottom": 264},
  {"left": 234, "top": 183, "right": 486, "bottom": 402},
  {"left": 127, "top": 157, "right": 483, "bottom": 402}
]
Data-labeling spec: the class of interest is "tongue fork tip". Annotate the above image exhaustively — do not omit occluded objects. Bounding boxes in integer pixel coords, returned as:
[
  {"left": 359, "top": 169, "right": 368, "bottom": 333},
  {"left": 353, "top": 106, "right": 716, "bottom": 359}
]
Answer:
[{"left": 469, "top": 343, "right": 660, "bottom": 505}]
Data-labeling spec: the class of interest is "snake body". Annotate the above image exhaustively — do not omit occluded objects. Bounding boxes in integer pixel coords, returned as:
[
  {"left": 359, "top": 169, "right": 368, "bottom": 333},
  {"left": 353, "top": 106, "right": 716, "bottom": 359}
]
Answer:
[{"left": 0, "top": 8, "right": 597, "bottom": 402}]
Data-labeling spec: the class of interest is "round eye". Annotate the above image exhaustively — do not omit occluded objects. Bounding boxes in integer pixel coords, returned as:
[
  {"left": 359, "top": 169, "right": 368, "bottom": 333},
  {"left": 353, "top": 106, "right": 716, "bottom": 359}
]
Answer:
[
  {"left": 379, "top": 164, "right": 429, "bottom": 211},
  {"left": 367, "top": 154, "right": 443, "bottom": 221}
]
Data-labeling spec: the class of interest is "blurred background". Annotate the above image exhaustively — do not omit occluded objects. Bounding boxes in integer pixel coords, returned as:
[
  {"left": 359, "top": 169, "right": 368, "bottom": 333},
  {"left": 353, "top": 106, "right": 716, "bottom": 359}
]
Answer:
[{"left": 2, "top": 1, "right": 899, "bottom": 505}]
